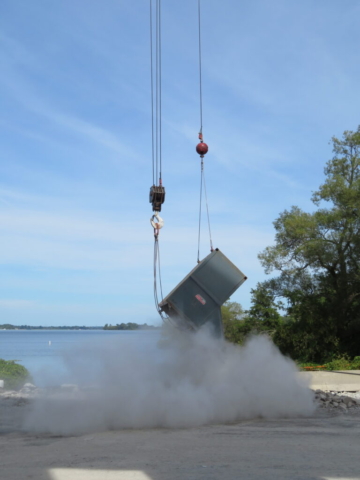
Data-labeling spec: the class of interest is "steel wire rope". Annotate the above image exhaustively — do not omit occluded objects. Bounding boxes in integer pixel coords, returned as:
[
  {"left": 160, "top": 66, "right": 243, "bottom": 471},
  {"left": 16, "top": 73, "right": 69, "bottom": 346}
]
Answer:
[
  {"left": 149, "top": 0, "right": 155, "bottom": 185},
  {"left": 202, "top": 162, "right": 214, "bottom": 252},
  {"left": 197, "top": 161, "right": 204, "bottom": 263},
  {"left": 155, "top": 0, "right": 159, "bottom": 184},
  {"left": 157, "top": 239, "right": 164, "bottom": 301},
  {"left": 150, "top": 0, "right": 168, "bottom": 321},
  {"left": 154, "top": 236, "right": 170, "bottom": 322},
  {"left": 196, "top": 0, "right": 213, "bottom": 262},
  {"left": 198, "top": 0, "right": 203, "bottom": 136},
  {"left": 153, "top": 239, "right": 160, "bottom": 308},
  {"left": 197, "top": 161, "right": 214, "bottom": 263},
  {"left": 158, "top": 0, "right": 163, "bottom": 183},
  {"left": 153, "top": 239, "right": 163, "bottom": 316}
]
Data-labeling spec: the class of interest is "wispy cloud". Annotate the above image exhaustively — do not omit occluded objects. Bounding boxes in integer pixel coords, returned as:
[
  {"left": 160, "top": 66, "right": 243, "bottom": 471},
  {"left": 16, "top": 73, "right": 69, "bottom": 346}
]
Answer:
[
  {"left": 0, "top": 299, "right": 37, "bottom": 309},
  {"left": 0, "top": 34, "right": 142, "bottom": 165},
  {"left": 1, "top": 0, "right": 359, "bottom": 325}
]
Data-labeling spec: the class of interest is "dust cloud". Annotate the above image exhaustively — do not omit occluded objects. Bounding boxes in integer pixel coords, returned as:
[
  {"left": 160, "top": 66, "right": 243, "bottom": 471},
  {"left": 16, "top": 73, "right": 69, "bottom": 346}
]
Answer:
[{"left": 24, "top": 326, "right": 314, "bottom": 434}]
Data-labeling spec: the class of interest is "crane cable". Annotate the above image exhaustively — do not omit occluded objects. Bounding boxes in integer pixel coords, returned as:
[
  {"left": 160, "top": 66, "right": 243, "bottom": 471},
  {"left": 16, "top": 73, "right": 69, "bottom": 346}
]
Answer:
[
  {"left": 197, "top": 159, "right": 213, "bottom": 263},
  {"left": 150, "top": 0, "right": 214, "bottom": 319},
  {"left": 149, "top": 0, "right": 155, "bottom": 185},
  {"left": 150, "top": 0, "right": 162, "bottom": 188},
  {"left": 196, "top": 0, "right": 213, "bottom": 264},
  {"left": 198, "top": 0, "right": 203, "bottom": 139},
  {"left": 150, "top": 0, "right": 167, "bottom": 320}
]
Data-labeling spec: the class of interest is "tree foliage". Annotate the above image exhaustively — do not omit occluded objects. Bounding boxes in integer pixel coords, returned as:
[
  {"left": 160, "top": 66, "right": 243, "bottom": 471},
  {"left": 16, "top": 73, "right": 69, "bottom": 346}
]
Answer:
[
  {"left": 104, "top": 323, "right": 139, "bottom": 330},
  {"left": 222, "top": 301, "right": 246, "bottom": 343},
  {"left": 223, "top": 128, "right": 360, "bottom": 362},
  {"left": 222, "top": 289, "right": 283, "bottom": 345},
  {"left": 255, "top": 127, "right": 360, "bottom": 361}
]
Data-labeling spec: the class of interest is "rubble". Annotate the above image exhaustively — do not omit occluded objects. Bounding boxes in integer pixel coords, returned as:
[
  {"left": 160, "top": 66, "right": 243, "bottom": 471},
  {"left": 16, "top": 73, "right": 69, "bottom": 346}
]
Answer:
[{"left": 314, "top": 389, "right": 360, "bottom": 412}]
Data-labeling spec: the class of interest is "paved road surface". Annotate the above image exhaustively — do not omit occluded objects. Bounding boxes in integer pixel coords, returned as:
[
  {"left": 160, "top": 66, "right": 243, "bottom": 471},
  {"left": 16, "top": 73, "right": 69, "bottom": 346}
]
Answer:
[{"left": 1, "top": 402, "right": 359, "bottom": 480}]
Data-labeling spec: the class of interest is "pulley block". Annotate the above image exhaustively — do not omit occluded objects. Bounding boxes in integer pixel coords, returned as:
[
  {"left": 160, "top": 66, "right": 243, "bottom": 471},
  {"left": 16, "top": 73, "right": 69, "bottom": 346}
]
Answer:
[{"left": 149, "top": 185, "right": 165, "bottom": 212}]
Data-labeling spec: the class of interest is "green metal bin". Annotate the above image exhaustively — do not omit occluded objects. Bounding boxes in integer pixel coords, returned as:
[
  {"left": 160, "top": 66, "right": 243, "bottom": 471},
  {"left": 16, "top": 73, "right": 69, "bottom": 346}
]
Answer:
[{"left": 159, "top": 248, "right": 247, "bottom": 336}]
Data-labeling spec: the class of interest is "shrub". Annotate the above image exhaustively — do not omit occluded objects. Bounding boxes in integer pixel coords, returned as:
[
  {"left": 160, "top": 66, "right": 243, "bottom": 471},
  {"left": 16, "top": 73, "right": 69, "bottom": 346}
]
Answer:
[
  {"left": 325, "top": 357, "right": 351, "bottom": 371},
  {"left": 352, "top": 356, "right": 360, "bottom": 369},
  {"left": 0, "top": 359, "right": 31, "bottom": 390}
]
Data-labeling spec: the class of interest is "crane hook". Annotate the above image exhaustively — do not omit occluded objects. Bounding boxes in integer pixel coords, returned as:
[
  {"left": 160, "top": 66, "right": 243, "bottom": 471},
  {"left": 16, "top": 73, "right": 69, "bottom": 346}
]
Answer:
[{"left": 150, "top": 213, "right": 164, "bottom": 238}]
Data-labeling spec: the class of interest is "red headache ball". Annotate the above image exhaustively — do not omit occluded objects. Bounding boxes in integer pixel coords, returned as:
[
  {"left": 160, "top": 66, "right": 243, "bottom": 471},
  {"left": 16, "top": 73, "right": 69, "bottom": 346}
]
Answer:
[{"left": 196, "top": 142, "right": 208, "bottom": 156}]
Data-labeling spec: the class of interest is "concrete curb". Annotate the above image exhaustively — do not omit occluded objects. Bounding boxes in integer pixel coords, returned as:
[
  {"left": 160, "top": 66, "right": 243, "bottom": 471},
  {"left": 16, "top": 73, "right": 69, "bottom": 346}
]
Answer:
[{"left": 299, "top": 370, "right": 360, "bottom": 391}]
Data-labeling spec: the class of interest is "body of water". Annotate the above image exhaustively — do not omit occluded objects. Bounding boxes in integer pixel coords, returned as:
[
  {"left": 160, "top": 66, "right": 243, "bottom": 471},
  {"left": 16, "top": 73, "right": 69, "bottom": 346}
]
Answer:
[{"left": 0, "top": 329, "right": 160, "bottom": 387}]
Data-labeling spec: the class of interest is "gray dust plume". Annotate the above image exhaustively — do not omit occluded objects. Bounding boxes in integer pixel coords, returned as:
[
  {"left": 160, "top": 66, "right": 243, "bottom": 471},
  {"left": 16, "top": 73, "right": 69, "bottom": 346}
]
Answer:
[{"left": 24, "top": 327, "right": 314, "bottom": 434}]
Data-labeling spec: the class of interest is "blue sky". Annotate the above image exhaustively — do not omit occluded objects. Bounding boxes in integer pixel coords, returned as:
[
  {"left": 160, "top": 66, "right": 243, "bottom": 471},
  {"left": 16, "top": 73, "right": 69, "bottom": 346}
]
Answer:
[{"left": 0, "top": 0, "right": 359, "bottom": 326}]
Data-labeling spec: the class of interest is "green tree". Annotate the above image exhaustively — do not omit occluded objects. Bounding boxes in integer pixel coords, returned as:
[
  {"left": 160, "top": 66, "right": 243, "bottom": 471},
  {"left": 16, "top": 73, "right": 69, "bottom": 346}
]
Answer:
[
  {"left": 222, "top": 301, "right": 244, "bottom": 323},
  {"left": 246, "top": 282, "right": 283, "bottom": 327},
  {"left": 221, "top": 293, "right": 283, "bottom": 345},
  {"left": 258, "top": 127, "right": 360, "bottom": 360},
  {"left": 221, "top": 301, "right": 246, "bottom": 344}
]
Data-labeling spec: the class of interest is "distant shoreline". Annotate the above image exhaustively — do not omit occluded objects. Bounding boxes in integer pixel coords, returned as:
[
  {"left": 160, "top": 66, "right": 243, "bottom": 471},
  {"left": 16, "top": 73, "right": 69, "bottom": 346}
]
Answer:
[{"left": 0, "top": 324, "right": 160, "bottom": 331}]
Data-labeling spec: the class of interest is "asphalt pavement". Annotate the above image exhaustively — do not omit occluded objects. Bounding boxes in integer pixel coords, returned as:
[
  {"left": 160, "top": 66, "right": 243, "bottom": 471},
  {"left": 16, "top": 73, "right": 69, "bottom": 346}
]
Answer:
[{"left": 1, "top": 405, "right": 360, "bottom": 480}]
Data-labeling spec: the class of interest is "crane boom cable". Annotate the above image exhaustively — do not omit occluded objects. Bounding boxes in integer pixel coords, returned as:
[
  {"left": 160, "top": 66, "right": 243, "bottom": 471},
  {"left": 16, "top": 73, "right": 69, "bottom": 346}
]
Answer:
[
  {"left": 150, "top": 0, "right": 166, "bottom": 320},
  {"left": 158, "top": 0, "right": 162, "bottom": 183},
  {"left": 198, "top": 0, "right": 203, "bottom": 136},
  {"left": 155, "top": 0, "right": 159, "bottom": 184},
  {"left": 196, "top": 0, "right": 213, "bottom": 262},
  {"left": 149, "top": 0, "right": 155, "bottom": 185}
]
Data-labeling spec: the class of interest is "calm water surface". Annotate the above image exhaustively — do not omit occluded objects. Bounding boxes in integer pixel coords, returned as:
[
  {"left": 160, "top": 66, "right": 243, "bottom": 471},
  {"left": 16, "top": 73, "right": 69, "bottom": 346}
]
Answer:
[{"left": 0, "top": 330, "right": 160, "bottom": 386}]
